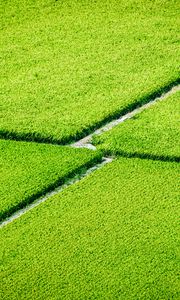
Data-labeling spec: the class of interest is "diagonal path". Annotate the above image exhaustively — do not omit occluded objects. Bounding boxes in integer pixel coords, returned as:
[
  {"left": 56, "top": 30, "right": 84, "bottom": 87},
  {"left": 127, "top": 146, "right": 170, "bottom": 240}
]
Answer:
[
  {"left": 0, "top": 157, "right": 113, "bottom": 228},
  {"left": 1, "top": 83, "right": 179, "bottom": 228},
  {"left": 71, "top": 84, "right": 180, "bottom": 150}
]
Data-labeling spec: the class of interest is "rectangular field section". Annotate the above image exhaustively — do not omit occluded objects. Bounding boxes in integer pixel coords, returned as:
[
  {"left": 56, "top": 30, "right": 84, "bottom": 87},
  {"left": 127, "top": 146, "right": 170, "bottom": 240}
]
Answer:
[
  {"left": 94, "top": 91, "right": 180, "bottom": 160},
  {"left": 1, "top": 157, "right": 179, "bottom": 299},
  {"left": 0, "top": 139, "right": 101, "bottom": 221},
  {"left": 0, "top": 0, "right": 179, "bottom": 143}
]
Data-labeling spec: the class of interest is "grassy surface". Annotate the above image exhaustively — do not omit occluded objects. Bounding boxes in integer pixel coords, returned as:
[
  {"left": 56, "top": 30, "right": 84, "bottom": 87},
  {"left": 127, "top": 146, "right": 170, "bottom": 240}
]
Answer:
[
  {"left": 0, "top": 0, "right": 179, "bottom": 143},
  {"left": 94, "top": 91, "right": 180, "bottom": 160},
  {"left": 1, "top": 157, "right": 179, "bottom": 299},
  {"left": 0, "top": 139, "right": 102, "bottom": 221}
]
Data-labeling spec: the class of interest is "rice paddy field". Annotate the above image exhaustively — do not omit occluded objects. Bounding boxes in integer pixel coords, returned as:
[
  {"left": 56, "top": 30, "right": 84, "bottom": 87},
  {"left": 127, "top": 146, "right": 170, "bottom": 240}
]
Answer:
[
  {"left": 0, "top": 0, "right": 180, "bottom": 299},
  {"left": 0, "top": 140, "right": 102, "bottom": 221},
  {"left": 1, "top": 158, "right": 179, "bottom": 299},
  {"left": 94, "top": 91, "right": 180, "bottom": 160},
  {"left": 1, "top": 0, "right": 179, "bottom": 143}
]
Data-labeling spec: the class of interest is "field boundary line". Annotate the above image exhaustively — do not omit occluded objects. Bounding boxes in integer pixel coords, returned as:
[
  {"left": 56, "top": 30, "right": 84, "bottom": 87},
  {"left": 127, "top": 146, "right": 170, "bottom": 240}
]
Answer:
[
  {"left": 0, "top": 80, "right": 179, "bottom": 146},
  {"left": 71, "top": 84, "right": 180, "bottom": 150},
  {"left": 0, "top": 155, "right": 103, "bottom": 223},
  {"left": 1, "top": 83, "right": 179, "bottom": 227},
  {"left": 0, "top": 157, "right": 113, "bottom": 228},
  {"left": 101, "top": 150, "right": 180, "bottom": 163}
]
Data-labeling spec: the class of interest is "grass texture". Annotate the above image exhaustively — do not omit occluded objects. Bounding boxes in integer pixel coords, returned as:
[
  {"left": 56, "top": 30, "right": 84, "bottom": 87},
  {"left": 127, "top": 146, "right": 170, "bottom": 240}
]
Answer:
[
  {"left": 1, "top": 157, "right": 179, "bottom": 299},
  {"left": 0, "top": 139, "right": 102, "bottom": 221},
  {"left": 0, "top": 0, "right": 179, "bottom": 144},
  {"left": 94, "top": 91, "right": 180, "bottom": 161}
]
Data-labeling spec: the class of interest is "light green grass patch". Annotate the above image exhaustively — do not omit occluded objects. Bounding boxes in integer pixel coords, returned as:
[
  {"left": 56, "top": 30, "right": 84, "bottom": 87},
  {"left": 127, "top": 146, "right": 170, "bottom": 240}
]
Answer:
[
  {"left": 0, "top": 0, "right": 179, "bottom": 143},
  {"left": 0, "top": 139, "right": 102, "bottom": 221},
  {"left": 94, "top": 91, "right": 180, "bottom": 160},
  {"left": 1, "top": 157, "right": 179, "bottom": 299}
]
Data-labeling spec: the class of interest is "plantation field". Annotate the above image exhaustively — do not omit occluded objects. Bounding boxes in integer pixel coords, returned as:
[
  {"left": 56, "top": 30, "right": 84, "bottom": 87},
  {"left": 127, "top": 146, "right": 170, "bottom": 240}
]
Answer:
[
  {"left": 0, "top": 0, "right": 179, "bottom": 143},
  {"left": 1, "top": 157, "right": 179, "bottom": 299},
  {"left": 0, "top": 139, "right": 101, "bottom": 221},
  {"left": 1, "top": 0, "right": 180, "bottom": 298},
  {"left": 94, "top": 91, "right": 180, "bottom": 160}
]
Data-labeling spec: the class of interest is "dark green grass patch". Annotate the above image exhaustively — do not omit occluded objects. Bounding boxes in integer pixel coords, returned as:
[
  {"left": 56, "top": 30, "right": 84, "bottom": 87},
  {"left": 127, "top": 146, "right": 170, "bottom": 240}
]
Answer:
[
  {"left": 0, "top": 139, "right": 102, "bottom": 221},
  {"left": 94, "top": 91, "right": 180, "bottom": 161},
  {"left": 0, "top": 0, "right": 179, "bottom": 144},
  {"left": 1, "top": 158, "right": 179, "bottom": 299}
]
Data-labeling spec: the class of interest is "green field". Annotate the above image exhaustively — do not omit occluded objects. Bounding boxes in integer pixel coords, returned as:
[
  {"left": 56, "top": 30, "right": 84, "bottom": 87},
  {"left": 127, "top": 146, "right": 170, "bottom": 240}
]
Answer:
[
  {"left": 94, "top": 91, "right": 180, "bottom": 160},
  {"left": 0, "top": 0, "right": 180, "bottom": 299},
  {"left": 1, "top": 158, "right": 179, "bottom": 299},
  {"left": 0, "top": 0, "right": 179, "bottom": 143},
  {"left": 0, "top": 139, "right": 101, "bottom": 221}
]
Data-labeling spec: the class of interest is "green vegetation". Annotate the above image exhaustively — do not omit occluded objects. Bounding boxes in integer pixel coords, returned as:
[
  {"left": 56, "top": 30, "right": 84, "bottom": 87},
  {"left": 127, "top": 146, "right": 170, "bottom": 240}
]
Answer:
[
  {"left": 1, "top": 0, "right": 179, "bottom": 143},
  {"left": 0, "top": 139, "right": 102, "bottom": 221},
  {"left": 94, "top": 91, "right": 180, "bottom": 161},
  {"left": 1, "top": 158, "right": 179, "bottom": 299},
  {"left": 0, "top": 1, "right": 179, "bottom": 298}
]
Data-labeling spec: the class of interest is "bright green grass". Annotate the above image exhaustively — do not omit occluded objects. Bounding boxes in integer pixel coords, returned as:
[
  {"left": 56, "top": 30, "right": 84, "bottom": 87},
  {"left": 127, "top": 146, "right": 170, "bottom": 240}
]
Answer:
[
  {"left": 0, "top": 0, "right": 179, "bottom": 143},
  {"left": 1, "top": 158, "right": 179, "bottom": 299},
  {"left": 0, "top": 139, "right": 101, "bottom": 221},
  {"left": 94, "top": 91, "right": 180, "bottom": 160}
]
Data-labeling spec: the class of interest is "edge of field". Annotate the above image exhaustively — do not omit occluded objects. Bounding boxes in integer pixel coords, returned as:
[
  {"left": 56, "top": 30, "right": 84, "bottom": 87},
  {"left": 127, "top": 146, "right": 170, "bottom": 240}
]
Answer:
[
  {"left": 1, "top": 77, "right": 179, "bottom": 145},
  {"left": 97, "top": 149, "right": 180, "bottom": 164},
  {"left": 1, "top": 80, "right": 179, "bottom": 226},
  {"left": 0, "top": 153, "right": 102, "bottom": 222}
]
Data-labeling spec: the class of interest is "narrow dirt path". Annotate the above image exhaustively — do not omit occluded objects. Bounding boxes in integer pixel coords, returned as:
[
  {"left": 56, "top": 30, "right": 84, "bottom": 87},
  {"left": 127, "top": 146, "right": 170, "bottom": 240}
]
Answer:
[
  {"left": 0, "top": 157, "right": 113, "bottom": 228},
  {"left": 71, "top": 84, "right": 180, "bottom": 150},
  {"left": 1, "top": 83, "right": 179, "bottom": 228}
]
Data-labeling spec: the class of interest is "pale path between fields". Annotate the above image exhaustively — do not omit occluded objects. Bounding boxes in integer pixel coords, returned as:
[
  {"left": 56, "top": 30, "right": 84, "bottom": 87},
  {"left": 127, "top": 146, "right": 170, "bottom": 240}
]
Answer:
[
  {"left": 0, "top": 157, "right": 113, "bottom": 228},
  {"left": 1, "top": 84, "right": 179, "bottom": 228},
  {"left": 71, "top": 84, "right": 180, "bottom": 150}
]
